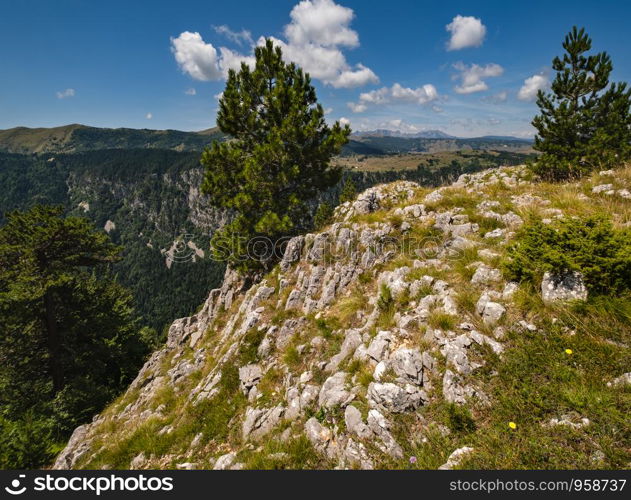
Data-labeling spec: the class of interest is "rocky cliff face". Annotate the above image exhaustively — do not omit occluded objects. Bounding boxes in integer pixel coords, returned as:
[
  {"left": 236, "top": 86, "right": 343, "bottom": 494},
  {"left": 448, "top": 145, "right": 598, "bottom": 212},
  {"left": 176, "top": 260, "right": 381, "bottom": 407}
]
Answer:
[{"left": 54, "top": 166, "right": 631, "bottom": 470}]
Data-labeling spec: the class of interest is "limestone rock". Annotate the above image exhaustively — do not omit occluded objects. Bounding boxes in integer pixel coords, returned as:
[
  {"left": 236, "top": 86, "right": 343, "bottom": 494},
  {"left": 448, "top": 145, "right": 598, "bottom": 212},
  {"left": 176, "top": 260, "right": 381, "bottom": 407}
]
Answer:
[
  {"left": 481, "top": 301, "right": 506, "bottom": 326},
  {"left": 541, "top": 271, "right": 588, "bottom": 303},
  {"left": 608, "top": 372, "right": 631, "bottom": 387},
  {"left": 305, "top": 418, "right": 336, "bottom": 460},
  {"left": 53, "top": 424, "right": 91, "bottom": 469},
  {"left": 344, "top": 405, "right": 373, "bottom": 440},
  {"left": 390, "top": 348, "right": 424, "bottom": 385},
  {"left": 325, "top": 329, "right": 362, "bottom": 372},
  {"left": 280, "top": 235, "right": 305, "bottom": 271},
  {"left": 438, "top": 447, "right": 474, "bottom": 470},
  {"left": 319, "top": 372, "right": 353, "bottom": 409},
  {"left": 471, "top": 265, "right": 502, "bottom": 285},
  {"left": 213, "top": 452, "right": 237, "bottom": 470},
  {"left": 344, "top": 439, "right": 374, "bottom": 469},
  {"left": 592, "top": 184, "right": 613, "bottom": 194},
  {"left": 367, "top": 409, "right": 403, "bottom": 459},
  {"left": 242, "top": 406, "right": 284, "bottom": 441},
  {"left": 366, "top": 331, "right": 392, "bottom": 362},
  {"left": 239, "top": 364, "right": 262, "bottom": 396},
  {"left": 367, "top": 382, "right": 427, "bottom": 413}
]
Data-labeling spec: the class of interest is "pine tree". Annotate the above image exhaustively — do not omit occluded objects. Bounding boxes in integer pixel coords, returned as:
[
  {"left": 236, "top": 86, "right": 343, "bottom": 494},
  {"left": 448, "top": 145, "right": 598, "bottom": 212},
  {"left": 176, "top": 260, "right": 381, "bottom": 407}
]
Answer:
[
  {"left": 201, "top": 39, "right": 350, "bottom": 272},
  {"left": 531, "top": 27, "right": 631, "bottom": 180},
  {"left": 313, "top": 201, "right": 334, "bottom": 230},
  {"left": 0, "top": 205, "right": 148, "bottom": 467},
  {"left": 339, "top": 177, "right": 357, "bottom": 203}
]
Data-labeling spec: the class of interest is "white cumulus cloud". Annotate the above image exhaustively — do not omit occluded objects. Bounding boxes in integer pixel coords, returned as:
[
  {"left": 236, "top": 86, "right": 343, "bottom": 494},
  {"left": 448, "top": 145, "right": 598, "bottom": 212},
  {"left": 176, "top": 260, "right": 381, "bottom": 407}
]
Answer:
[
  {"left": 446, "top": 15, "right": 486, "bottom": 50},
  {"left": 171, "top": 31, "right": 223, "bottom": 81},
  {"left": 452, "top": 62, "right": 503, "bottom": 94},
  {"left": 348, "top": 83, "right": 439, "bottom": 112},
  {"left": 285, "top": 0, "right": 358, "bottom": 47},
  {"left": 185, "top": 88, "right": 196, "bottom": 95},
  {"left": 518, "top": 74, "right": 549, "bottom": 101},
  {"left": 56, "top": 88, "right": 75, "bottom": 99},
  {"left": 171, "top": 0, "right": 377, "bottom": 88}
]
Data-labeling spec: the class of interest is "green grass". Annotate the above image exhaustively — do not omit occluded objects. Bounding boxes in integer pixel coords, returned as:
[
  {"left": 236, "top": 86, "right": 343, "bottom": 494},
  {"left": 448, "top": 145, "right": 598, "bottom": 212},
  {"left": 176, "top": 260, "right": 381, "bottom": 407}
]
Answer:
[
  {"left": 428, "top": 311, "right": 458, "bottom": 331},
  {"left": 460, "top": 296, "right": 631, "bottom": 469},
  {"left": 242, "top": 436, "right": 327, "bottom": 470}
]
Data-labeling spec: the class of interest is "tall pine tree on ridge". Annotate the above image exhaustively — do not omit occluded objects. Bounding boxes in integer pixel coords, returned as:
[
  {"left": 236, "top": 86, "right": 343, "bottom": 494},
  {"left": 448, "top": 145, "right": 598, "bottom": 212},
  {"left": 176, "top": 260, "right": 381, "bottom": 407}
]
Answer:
[
  {"left": 532, "top": 27, "right": 631, "bottom": 180},
  {"left": 201, "top": 39, "right": 350, "bottom": 272}
]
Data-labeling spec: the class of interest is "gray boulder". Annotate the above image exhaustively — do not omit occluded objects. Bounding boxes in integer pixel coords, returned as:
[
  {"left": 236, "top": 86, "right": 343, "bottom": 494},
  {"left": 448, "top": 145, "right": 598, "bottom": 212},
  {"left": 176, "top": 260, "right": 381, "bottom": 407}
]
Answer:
[
  {"left": 438, "top": 447, "right": 474, "bottom": 470},
  {"left": 367, "top": 410, "right": 403, "bottom": 459},
  {"left": 471, "top": 265, "right": 502, "bottom": 285},
  {"left": 213, "top": 452, "right": 237, "bottom": 470},
  {"left": 280, "top": 235, "right": 305, "bottom": 271},
  {"left": 367, "top": 382, "right": 427, "bottom": 413},
  {"left": 325, "top": 329, "right": 362, "bottom": 372},
  {"left": 481, "top": 301, "right": 506, "bottom": 326},
  {"left": 366, "top": 331, "right": 392, "bottom": 362},
  {"left": 541, "top": 271, "right": 588, "bottom": 303},
  {"left": 238, "top": 364, "right": 262, "bottom": 396},
  {"left": 304, "top": 418, "right": 337, "bottom": 460},
  {"left": 242, "top": 406, "right": 284, "bottom": 441},
  {"left": 319, "top": 372, "right": 354, "bottom": 408},
  {"left": 390, "top": 348, "right": 424, "bottom": 385},
  {"left": 344, "top": 405, "right": 373, "bottom": 440}
]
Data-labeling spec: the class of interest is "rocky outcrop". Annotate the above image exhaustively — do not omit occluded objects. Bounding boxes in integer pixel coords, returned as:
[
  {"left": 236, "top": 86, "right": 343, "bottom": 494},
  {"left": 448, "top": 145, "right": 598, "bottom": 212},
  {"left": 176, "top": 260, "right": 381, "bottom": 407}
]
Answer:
[{"left": 53, "top": 165, "right": 625, "bottom": 470}]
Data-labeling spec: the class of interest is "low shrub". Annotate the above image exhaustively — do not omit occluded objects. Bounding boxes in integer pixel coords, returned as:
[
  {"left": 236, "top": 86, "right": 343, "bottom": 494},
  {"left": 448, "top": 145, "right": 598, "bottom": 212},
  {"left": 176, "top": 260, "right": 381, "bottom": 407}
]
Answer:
[{"left": 503, "top": 215, "right": 631, "bottom": 294}]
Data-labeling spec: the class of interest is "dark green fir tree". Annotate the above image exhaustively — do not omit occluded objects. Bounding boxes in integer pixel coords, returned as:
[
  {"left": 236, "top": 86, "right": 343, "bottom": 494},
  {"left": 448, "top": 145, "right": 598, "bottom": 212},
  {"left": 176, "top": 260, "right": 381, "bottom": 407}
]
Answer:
[
  {"left": 531, "top": 27, "right": 631, "bottom": 180},
  {"left": 338, "top": 177, "right": 358, "bottom": 204},
  {"left": 201, "top": 39, "right": 350, "bottom": 272},
  {"left": 0, "top": 205, "right": 148, "bottom": 468}
]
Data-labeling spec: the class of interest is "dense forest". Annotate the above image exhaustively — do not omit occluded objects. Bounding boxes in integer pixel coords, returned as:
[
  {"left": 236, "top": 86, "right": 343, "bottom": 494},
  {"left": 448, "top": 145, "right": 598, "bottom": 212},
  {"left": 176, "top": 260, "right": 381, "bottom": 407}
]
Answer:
[
  {"left": 0, "top": 147, "right": 533, "bottom": 335},
  {"left": 0, "top": 150, "right": 226, "bottom": 336}
]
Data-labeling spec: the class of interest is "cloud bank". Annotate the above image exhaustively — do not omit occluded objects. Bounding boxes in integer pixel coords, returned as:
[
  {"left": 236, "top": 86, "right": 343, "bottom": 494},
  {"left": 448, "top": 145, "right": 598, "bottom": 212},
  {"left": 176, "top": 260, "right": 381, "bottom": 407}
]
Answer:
[
  {"left": 171, "top": 0, "right": 377, "bottom": 88},
  {"left": 452, "top": 62, "right": 503, "bottom": 94},
  {"left": 348, "top": 83, "right": 439, "bottom": 112},
  {"left": 517, "top": 74, "right": 549, "bottom": 101}
]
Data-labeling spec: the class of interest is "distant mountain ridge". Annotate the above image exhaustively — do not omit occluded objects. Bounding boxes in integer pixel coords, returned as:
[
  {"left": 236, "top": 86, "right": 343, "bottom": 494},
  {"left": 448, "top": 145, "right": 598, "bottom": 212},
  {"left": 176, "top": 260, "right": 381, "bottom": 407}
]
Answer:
[
  {"left": 352, "top": 129, "right": 456, "bottom": 139},
  {"left": 353, "top": 129, "right": 533, "bottom": 142},
  {"left": 0, "top": 124, "right": 225, "bottom": 154},
  {"left": 0, "top": 124, "right": 534, "bottom": 157}
]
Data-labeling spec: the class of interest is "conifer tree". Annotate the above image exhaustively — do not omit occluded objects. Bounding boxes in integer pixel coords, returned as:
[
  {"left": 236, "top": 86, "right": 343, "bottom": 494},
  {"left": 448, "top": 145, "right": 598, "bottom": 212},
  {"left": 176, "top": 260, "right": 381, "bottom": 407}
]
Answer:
[
  {"left": 313, "top": 201, "right": 334, "bottom": 230},
  {"left": 532, "top": 27, "right": 631, "bottom": 180},
  {"left": 201, "top": 39, "right": 350, "bottom": 272},
  {"left": 0, "top": 205, "right": 148, "bottom": 467},
  {"left": 339, "top": 177, "right": 357, "bottom": 204}
]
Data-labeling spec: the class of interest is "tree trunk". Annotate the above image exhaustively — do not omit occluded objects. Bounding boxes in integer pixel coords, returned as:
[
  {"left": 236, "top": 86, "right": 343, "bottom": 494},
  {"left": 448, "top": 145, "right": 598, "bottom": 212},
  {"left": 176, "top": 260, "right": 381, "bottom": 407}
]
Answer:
[{"left": 43, "top": 291, "right": 63, "bottom": 393}]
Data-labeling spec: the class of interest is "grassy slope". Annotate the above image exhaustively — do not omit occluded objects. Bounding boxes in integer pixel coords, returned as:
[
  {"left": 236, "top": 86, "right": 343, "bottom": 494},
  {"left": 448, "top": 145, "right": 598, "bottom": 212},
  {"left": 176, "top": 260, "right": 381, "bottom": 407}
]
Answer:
[{"left": 73, "top": 165, "right": 630, "bottom": 470}]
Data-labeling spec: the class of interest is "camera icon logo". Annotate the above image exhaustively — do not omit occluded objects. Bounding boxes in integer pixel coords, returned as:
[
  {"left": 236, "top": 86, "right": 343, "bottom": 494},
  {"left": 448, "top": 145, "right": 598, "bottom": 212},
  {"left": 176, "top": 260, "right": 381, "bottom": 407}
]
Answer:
[{"left": 4, "top": 475, "right": 27, "bottom": 495}]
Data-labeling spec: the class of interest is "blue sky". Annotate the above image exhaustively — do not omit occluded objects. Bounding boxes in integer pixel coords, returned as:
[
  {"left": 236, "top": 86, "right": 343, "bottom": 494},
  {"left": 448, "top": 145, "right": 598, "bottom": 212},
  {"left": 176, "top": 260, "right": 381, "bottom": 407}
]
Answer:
[{"left": 1, "top": 0, "right": 629, "bottom": 137}]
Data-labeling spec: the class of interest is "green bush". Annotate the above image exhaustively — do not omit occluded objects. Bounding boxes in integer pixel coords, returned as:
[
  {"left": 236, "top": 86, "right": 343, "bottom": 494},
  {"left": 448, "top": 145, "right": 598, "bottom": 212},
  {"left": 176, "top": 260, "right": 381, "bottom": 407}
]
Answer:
[
  {"left": 0, "top": 413, "right": 56, "bottom": 469},
  {"left": 503, "top": 216, "right": 631, "bottom": 294},
  {"left": 313, "top": 202, "right": 334, "bottom": 229},
  {"left": 339, "top": 178, "right": 357, "bottom": 204},
  {"left": 377, "top": 284, "right": 394, "bottom": 313}
]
